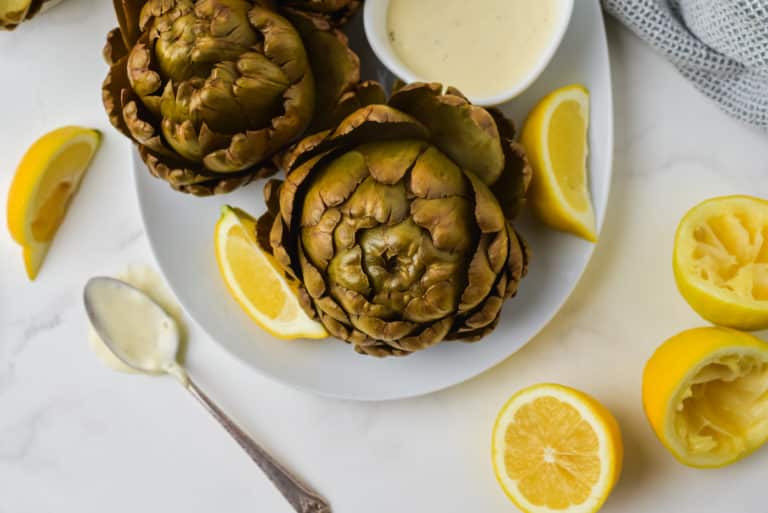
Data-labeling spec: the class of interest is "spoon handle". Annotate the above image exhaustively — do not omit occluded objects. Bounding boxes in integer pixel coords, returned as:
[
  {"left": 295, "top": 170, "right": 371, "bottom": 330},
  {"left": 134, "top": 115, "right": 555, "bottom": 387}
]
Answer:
[{"left": 186, "top": 378, "right": 331, "bottom": 513}]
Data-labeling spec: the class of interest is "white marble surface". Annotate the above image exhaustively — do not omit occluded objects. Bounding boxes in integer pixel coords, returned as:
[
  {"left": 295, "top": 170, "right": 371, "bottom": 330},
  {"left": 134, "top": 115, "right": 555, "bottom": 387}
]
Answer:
[{"left": 2, "top": 2, "right": 768, "bottom": 512}]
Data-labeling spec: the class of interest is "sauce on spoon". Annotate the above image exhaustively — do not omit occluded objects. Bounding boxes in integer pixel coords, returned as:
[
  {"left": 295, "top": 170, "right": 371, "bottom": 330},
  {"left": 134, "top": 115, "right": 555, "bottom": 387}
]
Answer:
[
  {"left": 88, "top": 265, "right": 185, "bottom": 375},
  {"left": 85, "top": 275, "right": 187, "bottom": 384}
]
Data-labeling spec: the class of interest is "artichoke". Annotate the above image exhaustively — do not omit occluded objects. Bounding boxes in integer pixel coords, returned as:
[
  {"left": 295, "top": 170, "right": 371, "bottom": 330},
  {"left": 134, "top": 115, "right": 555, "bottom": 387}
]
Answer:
[
  {"left": 102, "top": 0, "right": 363, "bottom": 195},
  {"left": 1, "top": 0, "right": 63, "bottom": 30},
  {"left": 258, "top": 82, "right": 532, "bottom": 357}
]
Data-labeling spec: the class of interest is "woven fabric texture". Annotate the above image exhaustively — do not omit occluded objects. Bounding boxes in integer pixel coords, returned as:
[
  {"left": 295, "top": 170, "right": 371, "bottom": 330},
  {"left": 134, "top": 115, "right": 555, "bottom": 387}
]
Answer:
[{"left": 603, "top": 0, "right": 768, "bottom": 130}]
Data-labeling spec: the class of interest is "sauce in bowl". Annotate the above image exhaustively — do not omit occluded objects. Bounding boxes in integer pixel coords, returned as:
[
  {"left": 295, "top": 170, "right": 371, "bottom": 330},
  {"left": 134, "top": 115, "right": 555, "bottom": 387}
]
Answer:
[{"left": 385, "top": 0, "right": 566, "bottom": 103}]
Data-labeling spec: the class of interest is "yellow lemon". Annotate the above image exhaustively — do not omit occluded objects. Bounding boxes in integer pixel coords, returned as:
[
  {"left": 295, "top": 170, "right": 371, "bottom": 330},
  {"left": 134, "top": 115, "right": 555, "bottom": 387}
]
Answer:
[
  {"left": 674, "top": 195, "right": 768, "bottom": 330},
  {"left": 7, "top": 126, "right": 101, "bottom": 280},
  {"left": 492, "top": 383, "right": 623, "bottom": 513},
  {"left": 215, "top": 205, "right": 328, "bottom": 340},
  {"left": 643, "top": 327, "right": 768, "bottom": 468},
  {"left": 521, "top": 84, "right": 596, "bottom": 242}
]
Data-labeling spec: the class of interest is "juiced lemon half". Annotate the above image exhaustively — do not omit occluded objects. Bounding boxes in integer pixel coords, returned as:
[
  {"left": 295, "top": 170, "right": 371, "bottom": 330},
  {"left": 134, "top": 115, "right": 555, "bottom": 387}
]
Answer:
[
  {"left": 643, "top": 327, "right": 768, "bottom": 468},
  {"left": 7, "top": 126, "right": 101, "bottom": 280},
  {"left": 215, "top": 206, "right": 328, "bottom": 340},
  {"left": 674, "top": 195, "right": 768, "bottom": 330},
  {"left": 492, "top": 384, "right": 623, "bottom": 513},
  {"left": 521, "top": 84, "right": 596, "bottom": 242}
]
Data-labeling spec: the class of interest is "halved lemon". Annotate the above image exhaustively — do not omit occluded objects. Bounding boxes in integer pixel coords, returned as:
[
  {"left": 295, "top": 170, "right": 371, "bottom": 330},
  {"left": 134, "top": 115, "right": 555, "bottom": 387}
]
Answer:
[
  {"left": 643, "top": 327, "right": 768, "bottom": 468},
  {"left": 521, "top": 84, "right": 596, "bottom": 242},
  {"left": 215, "top": 205, "right": 328, "bottom": 340},
  {"left": 7, "top": 126, "right": 101, "bottom": 280},
  {"left": 492, "top": 384, "right": 623, "bottom": 513},
  {"left": 674, "top": 195, "right": 768, "bottom": 330}
]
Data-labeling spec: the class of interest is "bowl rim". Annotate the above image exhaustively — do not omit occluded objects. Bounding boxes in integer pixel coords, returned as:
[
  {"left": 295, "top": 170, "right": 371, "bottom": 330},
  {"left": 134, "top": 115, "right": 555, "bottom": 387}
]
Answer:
[{"left": 363, "top": 0, "right": 575, "bottom": 106}]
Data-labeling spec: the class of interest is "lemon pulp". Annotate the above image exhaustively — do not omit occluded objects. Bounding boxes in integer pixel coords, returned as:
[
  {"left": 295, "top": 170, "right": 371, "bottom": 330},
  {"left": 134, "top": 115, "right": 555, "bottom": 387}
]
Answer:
[
  {"left": 28, "top": 142, "right": 93, "bottom": 242},
  {"left": 225, "top": 219, "right": 293, "bottom": 320},
  {"left": 215, "top": 206, "right": 327, "bottom": 340},
  {"left": 689, "top": 209, "right": 768, "bottom": 300},
  {"left": 548, "top": 99, "right": 589, "bottom": 212},
  {"left": 674, "top": 196, "right": 768, "bottom": 330},
  {"left": 504, "top": 396, "right": 601, "bottom": 508},
  {"left": 674, "top": 352, "right": 768, "bottom": 458},
  {"left": 522, "top": 84, "right": 596, "bottom": 242},
  {"left": 492, "top": 384, "right": 622, "bottom": 513}
]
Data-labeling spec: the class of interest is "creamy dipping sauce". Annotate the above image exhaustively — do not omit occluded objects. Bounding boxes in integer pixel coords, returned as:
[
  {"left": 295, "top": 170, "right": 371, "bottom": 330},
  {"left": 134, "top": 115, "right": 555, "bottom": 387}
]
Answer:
[
  {"left": 387, "top": 0, "right": 561, "bottom": 99},
  {"left": 89, "top": 265, "right": 186, "bottom": 373},
  {"left": 87, "top": 267, "right": 187, "bottom": 384}
]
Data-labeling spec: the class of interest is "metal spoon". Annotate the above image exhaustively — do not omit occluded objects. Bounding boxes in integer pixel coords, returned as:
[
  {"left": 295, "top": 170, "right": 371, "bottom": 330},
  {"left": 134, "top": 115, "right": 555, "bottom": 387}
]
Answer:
[{"left": 84, "top": 277, "right": 331, "bottom": 513}]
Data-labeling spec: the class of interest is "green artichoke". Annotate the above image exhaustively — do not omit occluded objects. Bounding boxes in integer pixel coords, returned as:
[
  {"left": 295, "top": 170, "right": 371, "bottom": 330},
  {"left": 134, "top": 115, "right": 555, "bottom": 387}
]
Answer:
[
  {"left": 103, "top": 0, "right": 363, "bottom": 195},
  {"left": 258, "top": 82, "right": 531, "bottom": 357},
  {"left": 0, "top": 0, "right": 62, "bottom": 30}
]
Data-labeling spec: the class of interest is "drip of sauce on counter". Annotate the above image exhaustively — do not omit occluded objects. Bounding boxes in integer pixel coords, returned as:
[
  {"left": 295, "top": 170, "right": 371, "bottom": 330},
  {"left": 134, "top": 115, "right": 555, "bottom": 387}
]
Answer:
[
  {"left": 88, "top": 265, "right": 186, "bottom": 382},
  {"left": 387, "top": 0, "right": 560, "bottom": 99}
]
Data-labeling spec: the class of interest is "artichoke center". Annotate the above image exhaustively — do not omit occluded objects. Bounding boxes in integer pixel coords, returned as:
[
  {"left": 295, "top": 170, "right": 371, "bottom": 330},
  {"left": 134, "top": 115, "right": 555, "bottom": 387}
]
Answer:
[
  {"left": 299, "top": 143, "right": 478, "bottom": 325},
  {"left": 150, "top": 0, "right": 260, "bottom": 82},
  {"left": 381, "top": 252, "right": 399, "bottom": 274}
]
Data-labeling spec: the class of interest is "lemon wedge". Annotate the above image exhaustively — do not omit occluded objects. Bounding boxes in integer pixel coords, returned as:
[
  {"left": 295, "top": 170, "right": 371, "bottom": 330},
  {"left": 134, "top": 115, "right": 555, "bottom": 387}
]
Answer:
[
  {"left": 492, "top": 383, "right": 623, "bottom": 513},
  {"left": 643, "top": 327, "right": 768, "bottom": 468},
  {"left": 674, "top": 195, "right": 768, "bottom": 330},
  {"left": 521, "top": 84, "right": 596, "bottom": 242},
  {"left": 215, "top": 206, "right": 328, "bottom": 340},
  {"left": 7, "top": 126, "right": 101, "bottom": 280}
]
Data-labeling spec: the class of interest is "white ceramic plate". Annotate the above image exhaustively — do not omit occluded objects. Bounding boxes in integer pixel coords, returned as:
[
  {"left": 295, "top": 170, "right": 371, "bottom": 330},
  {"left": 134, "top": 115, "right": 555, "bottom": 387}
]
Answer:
[{"left": 135, "top": 0, "right": 612, "bottom": 401}]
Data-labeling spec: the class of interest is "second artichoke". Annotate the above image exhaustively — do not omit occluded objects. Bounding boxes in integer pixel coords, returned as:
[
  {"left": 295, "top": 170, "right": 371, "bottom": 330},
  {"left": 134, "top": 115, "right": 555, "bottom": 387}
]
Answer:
[
  {"left": 103, "top": 0, "right": 363, "bottom": 195},
  {"left": 258, "top": 82, "right": 532, "bottom": 356}
]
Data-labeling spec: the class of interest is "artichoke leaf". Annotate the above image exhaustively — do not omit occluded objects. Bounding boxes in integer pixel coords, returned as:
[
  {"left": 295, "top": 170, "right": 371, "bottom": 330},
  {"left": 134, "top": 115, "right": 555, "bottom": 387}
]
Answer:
[
  {"left": 389, "top": 318, "right": 453, "bottom": 353},
  {"left": 104, "top": 27, "right": 130, "bottom": 66},
  {"left": 491, "top": 140, "right": 533, "bottom": 220},
  {"left": 410, "top": 197, "right": 474, "bottom": 253},
  {"left": 341, "top": 178, "right": 410, "bottom": 226},
  {"left": 282, "top": 7, "right": 360, "bottom": 131},
  {"left": 409, "top": 145, "right": 467, "bottom": 199},
  {"left": 326, "top": 245, "right": 371, "bottom": 295},
  {"left": 465, "top": 170, "right": 506, "bottom": 234},
  {"left": 113, "top": 0, "right": 144, "bottom": 46},
  {"left": 390, "top": 83, "right": 505, "bottom": 185},
  {"left": 357, "top": 139, "right": 425, "bottom": 186},
  {"left": 103, "top": 55, "right": 133, "bottom": 138},
  {"left": 300, "top": 151, "right": 368, "bottom": 227},
  {"left": 300, "top": 208, "right": 342, "bottom": 269}
]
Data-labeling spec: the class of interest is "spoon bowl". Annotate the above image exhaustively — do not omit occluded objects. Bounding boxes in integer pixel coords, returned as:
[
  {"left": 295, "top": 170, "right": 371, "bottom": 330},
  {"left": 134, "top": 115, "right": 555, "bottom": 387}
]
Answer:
[{"left": 84, "top": 276, "right": 181, "bottom": 375}]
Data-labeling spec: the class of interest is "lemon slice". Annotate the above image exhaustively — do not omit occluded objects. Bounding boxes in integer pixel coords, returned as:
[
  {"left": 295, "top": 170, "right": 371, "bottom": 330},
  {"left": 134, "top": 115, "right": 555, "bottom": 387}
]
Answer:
[
  {"left": 643, "top": 327, "right": 768, "bottom": 468},
  {"left": 7, "top": 126, "right": 101, "bottom": 280},
  {"left": 674, "top": 195, "right": 768, "bottom": 330},
  {"left": 521, "top": 84, "right": 596, "bottom": 242},
  {"left": 215, "top": 206, "right": 328, "bottom": 340},
  {"left": 492, "top": 384, "right": 623, "bottom": 513}
]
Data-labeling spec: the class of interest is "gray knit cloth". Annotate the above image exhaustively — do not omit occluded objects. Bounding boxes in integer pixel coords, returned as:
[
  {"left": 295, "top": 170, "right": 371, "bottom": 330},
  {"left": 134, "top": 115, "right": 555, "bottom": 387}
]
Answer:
[{"left": 602, "top": 0, "right": 768, "bottom": 130}]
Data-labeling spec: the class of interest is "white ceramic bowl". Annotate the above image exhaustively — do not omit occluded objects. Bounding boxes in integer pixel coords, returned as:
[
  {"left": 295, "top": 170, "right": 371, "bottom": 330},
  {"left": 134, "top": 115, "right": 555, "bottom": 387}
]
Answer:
[{"left": 363, "top": 0, "right": 575, "bottom": 106}]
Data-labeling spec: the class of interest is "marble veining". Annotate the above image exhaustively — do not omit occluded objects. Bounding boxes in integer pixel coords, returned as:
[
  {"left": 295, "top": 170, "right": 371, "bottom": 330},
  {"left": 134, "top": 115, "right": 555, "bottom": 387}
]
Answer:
[{"left": 20, "top": 314, "right": 62, "bottom": 346}]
